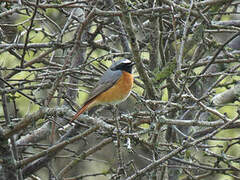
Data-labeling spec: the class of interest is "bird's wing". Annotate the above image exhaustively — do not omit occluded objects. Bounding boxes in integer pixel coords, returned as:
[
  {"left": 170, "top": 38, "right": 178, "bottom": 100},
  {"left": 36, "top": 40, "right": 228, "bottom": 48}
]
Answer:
[{"left": 83, "top": 70, "right": 122, "bottom": 105}]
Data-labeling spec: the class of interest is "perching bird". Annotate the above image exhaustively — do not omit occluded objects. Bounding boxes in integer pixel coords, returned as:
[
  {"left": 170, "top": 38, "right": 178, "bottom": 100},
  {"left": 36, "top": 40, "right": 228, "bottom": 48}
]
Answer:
[{"left": 71, "top": 59, "right": 135, "bottom": 122}]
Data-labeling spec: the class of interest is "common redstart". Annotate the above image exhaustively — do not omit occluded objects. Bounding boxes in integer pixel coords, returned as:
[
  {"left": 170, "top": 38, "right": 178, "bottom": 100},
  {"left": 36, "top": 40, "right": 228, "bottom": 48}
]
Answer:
[{"left": 71, "top": 59, "right": 135, "bottom": 121}]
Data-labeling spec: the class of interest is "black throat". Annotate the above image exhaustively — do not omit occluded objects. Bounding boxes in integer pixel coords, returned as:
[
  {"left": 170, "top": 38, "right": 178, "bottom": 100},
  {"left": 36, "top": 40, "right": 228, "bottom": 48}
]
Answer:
[{"left": 122, "top": 65, "right": 133, "bottom": 73}]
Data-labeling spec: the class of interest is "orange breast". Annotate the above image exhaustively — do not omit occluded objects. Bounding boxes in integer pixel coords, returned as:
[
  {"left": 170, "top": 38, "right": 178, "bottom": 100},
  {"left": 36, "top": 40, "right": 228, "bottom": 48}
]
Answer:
[{"left": 94, "top": 71, "right": 133, "bottom": 105}]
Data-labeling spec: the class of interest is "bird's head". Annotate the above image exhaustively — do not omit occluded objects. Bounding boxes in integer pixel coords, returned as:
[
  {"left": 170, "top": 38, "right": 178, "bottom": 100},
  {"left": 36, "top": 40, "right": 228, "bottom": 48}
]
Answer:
[{"left": 110, "top": 59, "right": 135, "bottom": 73}]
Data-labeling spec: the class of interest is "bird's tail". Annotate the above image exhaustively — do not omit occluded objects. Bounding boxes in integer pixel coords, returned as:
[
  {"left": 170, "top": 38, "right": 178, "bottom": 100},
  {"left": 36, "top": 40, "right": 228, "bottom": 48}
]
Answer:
[
  {"left": 70, "top": 99, "right": 96, "bottom": 122},
  {"left": 70, "top": 103, "right": 89, "bottom": 123}
]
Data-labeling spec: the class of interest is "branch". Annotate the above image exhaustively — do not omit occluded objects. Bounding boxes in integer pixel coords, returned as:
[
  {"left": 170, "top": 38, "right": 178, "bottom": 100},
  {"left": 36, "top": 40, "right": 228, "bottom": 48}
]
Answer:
[
  {"left": 118, "top": 0, "right": 156, "bottom": 99},
  {"left": 212, "top": 20, "right": 240, "bottom": 27},
  {"left": 195, "top": 0, "right": 234, "bottom": 6},
  {"left": 2, "top": 107, "right": 66, "bottom": 139},
  {"left": 212, "top": 83, "right": 240, "bottom": 105},
  {"left": 17, "top": 126, "right": 99, "bottom": 168},
  {"left": 0, "top": 42, "right": 72, "bottom": 51},
  {"left": 57, "top": 137, "right": 113, "bottom": 178},
  {"left": 20, "top": 0, "right": 39, "bottom": 67},
  {"left": 189, "top": 31, "right": 240, "bottom": 88},
  {"left": 126, "top": 116, "right": 239, "bottom": 180}
]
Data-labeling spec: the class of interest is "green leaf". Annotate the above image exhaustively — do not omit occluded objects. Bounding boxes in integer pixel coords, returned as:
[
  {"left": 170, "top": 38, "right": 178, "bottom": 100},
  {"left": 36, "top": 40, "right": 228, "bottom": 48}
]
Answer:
[{"left": 154, "top": 59, "right": 177, "bottom": 81}]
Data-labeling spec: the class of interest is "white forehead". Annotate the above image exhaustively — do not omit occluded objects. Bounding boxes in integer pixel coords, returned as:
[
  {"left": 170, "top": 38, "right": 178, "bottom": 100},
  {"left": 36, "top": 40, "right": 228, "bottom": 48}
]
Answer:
[{"left": 122, "top": 59, "right": 131, "bottom": 64}]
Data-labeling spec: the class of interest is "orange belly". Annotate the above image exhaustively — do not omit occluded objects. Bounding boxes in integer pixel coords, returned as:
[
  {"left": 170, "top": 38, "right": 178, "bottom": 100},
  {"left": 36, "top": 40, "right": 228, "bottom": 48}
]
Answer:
[{"left": 94, "top": 71, "right": 133, "bottom": 105}]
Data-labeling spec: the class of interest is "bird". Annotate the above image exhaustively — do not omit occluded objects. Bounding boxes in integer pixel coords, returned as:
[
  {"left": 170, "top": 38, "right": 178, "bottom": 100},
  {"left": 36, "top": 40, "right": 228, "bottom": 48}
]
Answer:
[{"left": 71, "top": 59, "right": 135, "bottom": 122}]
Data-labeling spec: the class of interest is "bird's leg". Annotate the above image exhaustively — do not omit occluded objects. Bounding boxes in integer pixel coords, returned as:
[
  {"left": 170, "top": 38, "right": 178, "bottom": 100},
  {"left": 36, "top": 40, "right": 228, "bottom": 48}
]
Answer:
[{"left": 112, "top": 105, "right": 126, "bottom": 177}]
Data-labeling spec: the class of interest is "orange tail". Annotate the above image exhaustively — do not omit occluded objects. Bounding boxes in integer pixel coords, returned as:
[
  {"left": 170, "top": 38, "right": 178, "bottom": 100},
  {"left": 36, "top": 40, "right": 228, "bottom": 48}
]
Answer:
[{"left": 71, "top": 104, "right": 89, "bottom": 122}]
